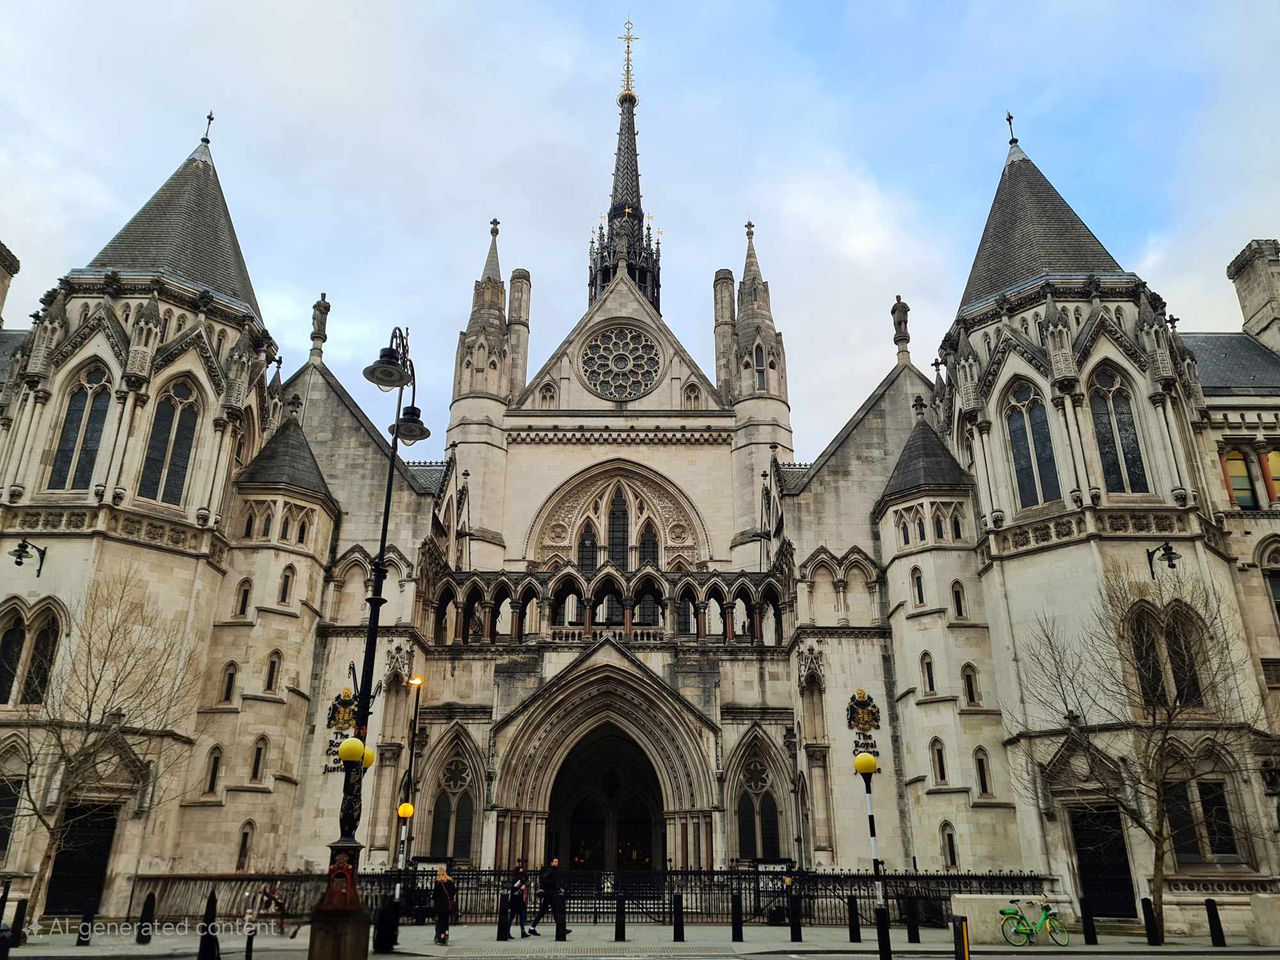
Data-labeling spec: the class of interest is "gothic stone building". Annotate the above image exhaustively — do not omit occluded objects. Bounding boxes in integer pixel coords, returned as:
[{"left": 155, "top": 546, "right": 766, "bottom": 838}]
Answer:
[{"left": 4, "top": 56, "right": 1280, "bottom": 930}]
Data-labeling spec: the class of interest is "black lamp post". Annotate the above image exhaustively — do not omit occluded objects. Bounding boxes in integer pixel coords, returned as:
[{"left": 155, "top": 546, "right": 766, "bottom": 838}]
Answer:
[
  {"left": 8, "top": 538, "right": 47, "bottom": 577},
  {"left": 330, "top": 327, "right": 429, "bottom": 871}
]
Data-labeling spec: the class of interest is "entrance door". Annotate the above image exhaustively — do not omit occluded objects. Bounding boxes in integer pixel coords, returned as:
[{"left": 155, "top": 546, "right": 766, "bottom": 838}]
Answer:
[
  {"left": 1069, "top": 806, "right": 1137, "bottom": 918},
  {"left": 45, "top": 804, "right": 120, "bottom": 916}
]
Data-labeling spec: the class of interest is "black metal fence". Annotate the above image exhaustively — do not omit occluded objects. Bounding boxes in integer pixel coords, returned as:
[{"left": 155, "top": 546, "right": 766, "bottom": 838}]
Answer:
[{"left": 135, "top": 868, "right": 1045, "bottom": 928}]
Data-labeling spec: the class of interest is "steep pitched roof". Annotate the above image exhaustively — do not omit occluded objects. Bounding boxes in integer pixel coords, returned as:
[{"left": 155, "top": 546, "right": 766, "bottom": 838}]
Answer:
[
  {"left": 1179, "top": 332, "right": 1280, "bottom": 397},
  {"left": 873, "top": 416, "right": 970, "bottom": 518},
  {"left": 86, "top": 140, "right": 261, "bottom": 317},
  {"left": 237, "top": 415, "right": 336, "bottom": 505},
  {"left": 958, "top": 140, "right": 1124, "bottom": 316}
]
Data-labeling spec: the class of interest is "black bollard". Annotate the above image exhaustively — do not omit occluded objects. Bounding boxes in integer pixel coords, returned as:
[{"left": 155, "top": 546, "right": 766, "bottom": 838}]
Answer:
[
  {"left": 788, "top": 892, "right": 802, "bottom": 942},
  {"left": 197, "top": 891, "right": 219, "bottom": 960},
  {"left": 1140, "top": 897, "right": 1163, "bottom": 947},
  {"left": 245, "top": 928, "right": 254, "bottom": 960},
  {"left": 847, "top": 894, "right": 861, "bottom": 942},
  {"left": 874, "top": 905, "right": 892, "bottom": 960},
  {"left": 554, "top": 892, "right": 567, "bottom": 942},
  {"left": 372, "top": 901, "right": 399, "bottom": 953},
  {"left": 1079, "top": 896, "right": 1098, "bottom": 946},
  {"left": 0, "top": 879, "right": 10, "bottom": 929},
  {"left": 614, "top": 894, "right": 625, "bottom": 942},
  {"left": 731, "top": 891, "right": 744, "bottom": 942},
  {"left": 952, "top": 915, "right": 969, "bottom": 960},
  {"left": 672, "top": 891, "right": 685, "bottom": 942},
  {"left": 497, "top": 892, "right": 510, "bottom": 942},
  {"left": 905, "top": 894, "right": 921, "bottom": 943},
  {"left": 136, "top": 891, "right": 156, "bottom": 945},
  {"left": 75, "top": 910, "right": 93, "bottom": 947},
  {"left": 11, "top": 900, "right": 26, "bottom": 948},
  {"left": 1205, "top": 898, "right": 1226, "bottom": 947}
]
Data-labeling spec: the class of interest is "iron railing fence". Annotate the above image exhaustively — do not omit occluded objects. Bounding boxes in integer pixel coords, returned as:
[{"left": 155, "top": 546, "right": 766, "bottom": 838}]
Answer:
[{"left": 134, "top": 869, "right": 1045, "bottom": 928}]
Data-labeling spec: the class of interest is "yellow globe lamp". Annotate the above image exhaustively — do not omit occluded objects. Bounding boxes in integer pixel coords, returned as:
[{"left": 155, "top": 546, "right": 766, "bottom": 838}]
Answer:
[
  {"left": 854, "top": 752, "right": 878, "bottom": 776},
  {"left": 337, "top": 737, "right": 364, "bottom": 763},
  {"left": 363, "top": 746, "right": 376, "bottom": 769},
  {"left": 398, "top": 801, "right": 415, "bottom": 819}
]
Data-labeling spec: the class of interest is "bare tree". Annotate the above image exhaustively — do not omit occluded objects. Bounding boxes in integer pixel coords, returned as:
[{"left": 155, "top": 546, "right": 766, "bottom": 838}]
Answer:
[
  {"left": 1, "top": 566, "right": 202, "bottom": 917},
  {"left": 1008, "top": 560, "right": 1268, "bottom": 936}
]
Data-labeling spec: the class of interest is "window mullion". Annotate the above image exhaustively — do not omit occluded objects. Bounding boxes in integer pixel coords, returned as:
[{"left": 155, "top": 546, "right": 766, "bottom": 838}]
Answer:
[
  {"left": 1110, "top": 393, "right": 1130, "bottom": 492},
  {"left": 1024, "top": 408, "right": 1044, "bottom": 503}
]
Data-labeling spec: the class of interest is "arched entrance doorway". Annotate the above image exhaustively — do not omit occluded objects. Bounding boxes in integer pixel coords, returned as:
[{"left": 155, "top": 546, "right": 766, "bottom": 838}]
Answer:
[{"left": 547, "top": 723, "right": 664, "bottom": 870}]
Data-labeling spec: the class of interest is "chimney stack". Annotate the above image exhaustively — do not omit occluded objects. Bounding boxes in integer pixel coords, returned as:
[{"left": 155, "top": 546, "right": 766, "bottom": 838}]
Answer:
[{"left": 0, "top": 241, "right": 19, "bottom": 325}]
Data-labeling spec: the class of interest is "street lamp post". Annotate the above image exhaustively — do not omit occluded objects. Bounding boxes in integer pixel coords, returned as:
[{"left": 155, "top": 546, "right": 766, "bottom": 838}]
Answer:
[
  {"left": 310, "top": 328, "right": 429, "bottom": 960},
  {"left": 855, "top": 752, "right": 891, "bottom": 960},
  {"left": 396, "top": 675, "right": 424, "bottom": 901}
]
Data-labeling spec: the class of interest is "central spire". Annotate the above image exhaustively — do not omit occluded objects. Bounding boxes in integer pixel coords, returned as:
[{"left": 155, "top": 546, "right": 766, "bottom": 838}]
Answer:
[{"left": 589, "top": 20, "right": 660, "bottom": 311}]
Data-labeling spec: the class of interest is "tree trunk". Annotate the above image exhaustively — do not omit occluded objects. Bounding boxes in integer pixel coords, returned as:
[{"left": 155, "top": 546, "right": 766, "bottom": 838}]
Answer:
[
  {"left": 29, "top": 825, "right": 61, "bottom": 920},
  {"left": 1150, "top": 830, "right": 1166, "bottom": 939}
]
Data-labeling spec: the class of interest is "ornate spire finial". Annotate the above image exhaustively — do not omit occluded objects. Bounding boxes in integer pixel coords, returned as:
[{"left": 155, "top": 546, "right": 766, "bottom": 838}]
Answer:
[
  {"left": 203, "top": 110, "right": 215, "bottom": 144},
  {"left": 490, "top": 218, "right": 500, "bottom": 237},
  {"left": 745, "top": 220, "right": 755, "bottom": 240},
  {"left": 1006, "top": 110, "right": 1016, "bottom": 144},
  {"left": 619, "top": 18, "right": 638, "bottom": 98},
  {"left": 912, "top": 395, "right": 926, "bottom": 418}
]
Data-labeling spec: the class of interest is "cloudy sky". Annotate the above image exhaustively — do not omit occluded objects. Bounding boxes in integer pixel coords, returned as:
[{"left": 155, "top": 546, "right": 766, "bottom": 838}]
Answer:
[{"left": 2, "top": 1, "right": 1277, "bottom": 460}]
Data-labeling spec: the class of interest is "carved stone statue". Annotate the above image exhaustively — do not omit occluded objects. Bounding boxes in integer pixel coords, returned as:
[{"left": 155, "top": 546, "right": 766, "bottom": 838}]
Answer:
[
  {"left": 311, "top": 292, "right": 330, "bottom": 340},
  {"left": 891, "top": 295, "right": 910, "bottom": 336}
]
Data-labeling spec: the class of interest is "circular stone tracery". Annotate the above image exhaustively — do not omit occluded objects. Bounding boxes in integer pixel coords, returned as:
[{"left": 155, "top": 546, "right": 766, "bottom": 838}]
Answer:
[{"left": 580, "top": 326, "right": 662, "bottom": 400}]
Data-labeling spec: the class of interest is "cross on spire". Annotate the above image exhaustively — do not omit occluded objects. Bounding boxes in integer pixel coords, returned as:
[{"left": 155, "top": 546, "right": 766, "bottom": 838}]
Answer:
[
  {"left": 745, "top": 220, "right": 755, "bottom": 239},
  {"left": 931, "top": 357, "right": 943, "bottom": 374},
  {"left": 619, "top": 19, "right": 638, "bottom": 95},
  {"left": 203, "top": 110, "right": 215, "bottom": 144},
  {"left": 490, "top": 217, "right": 500, "bottom": 236},
  {"left": 1006, "top": 110, "right": 1016, "bottom": 144}
]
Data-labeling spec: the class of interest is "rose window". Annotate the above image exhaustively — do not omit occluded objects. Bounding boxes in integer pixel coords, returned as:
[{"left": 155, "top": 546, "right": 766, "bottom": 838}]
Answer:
[
  {"left": 743, "top": 757, "right": 770, "bottom": 793},
  {"left": 442, "top": 756, "right": 470, "bottom": 792},
  {"left": 580, "top": 326, "right": 662, "bottom": 400}
]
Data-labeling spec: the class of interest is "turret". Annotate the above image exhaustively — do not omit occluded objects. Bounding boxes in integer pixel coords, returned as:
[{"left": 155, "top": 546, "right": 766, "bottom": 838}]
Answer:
[
  {"left": 25, "top": 285, "right": 69, "bottom": 382},
  {"left": 1043, "top": 290, "right": 1077, "bottom": 388},
  {"left": 713, "top": 268, "right": 735, "bottom": 401},
  {"left": 455, "top": 220, "right": 509, "bottom": 400},
  {"left": 733, "top": 222, "right": 785, "bottom": 399},
  {"left": 507, "top": 267, "right": 531, "bottom": 399},
  {"left": 1228, "top": 239, "right": 1280, "bottom": 352},
  {"left": 125, "top": 292, "right": 161, "bottom": 386}
]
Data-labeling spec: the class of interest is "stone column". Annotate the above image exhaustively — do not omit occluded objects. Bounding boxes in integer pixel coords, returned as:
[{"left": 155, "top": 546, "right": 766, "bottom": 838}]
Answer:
[
  {"left": 104, "top": 389, "right": 138, "bottom": 498},
  {"left": 834, "top": 579, "right": 849, "bottom": 626},
  {"left": 453, "top": 604, "right": 465, "bottom": 644},
  {"left": 804, "top": 581, "right": 815, "bottom": 625},
  {"left": 1218, "top": 443, "right": 1237, "bottom": 508},
  {"left": 663, "top": 596, "right": 677, "bottom": 639},
  {"left": 752, "top": 602, "right": 764, "bottom": 644},
  {"left": 622, "top": 596, "right": 634, "bottom": 637},
  {"left": 199, "top": 417, "right": 230, "bottom": 526},
  {"left": 1257, "top": 441, "right": 1278, "bottom": 507},
  {"left": 974, "top": 420, "right": 1005, "bottom": 525},
  {"left": 1068, "top": 394, "right": 1098, "bottom": 502},
  {"left": 1052, "top": 395, "right": 1084, "bottom": 506},
  {"left": 510, "top": 605, "right": 523, "bottom": 641},
  {"left": 695, "top": 601, "right": 707, "bottom": 640},
  {"left": 480, "top": 601, "right": 494, "bottom": 642}
]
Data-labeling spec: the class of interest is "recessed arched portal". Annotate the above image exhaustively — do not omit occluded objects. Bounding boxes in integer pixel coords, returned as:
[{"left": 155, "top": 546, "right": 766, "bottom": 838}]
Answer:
[{"left": 547, "top": 723, "right": 664, "bottom": 870}]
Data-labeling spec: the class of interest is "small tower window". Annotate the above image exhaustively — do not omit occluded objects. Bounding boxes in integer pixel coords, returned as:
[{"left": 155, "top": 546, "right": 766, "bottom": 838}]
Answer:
[
  {"left": 261, "top": 513, "right": 272, "bottom": 538},
  {"left": 683, "top": 383, "right": 702, "bottom": 410},
  {"left": 916, "top": 518, "right": 926, "bottom": 541},
  {"left": 900, "top": 522, "right": 910, "bottom": 545},
  {"left": 221, "top": 662, "right": 237, "bottom": 703},
  {"left": 952, "top": 582, "right": 966, "bottom": 618},
  {"left": 921, "top": 652, "right": 935, "bottom": 694},
  {"left": 297, "top": 520, "right": 308, "bottom": 544},
  {"left": 934, "top": 515, "right": 945, "bottom": 540},
  {"left": 941, "top": 821, "right": 959, "bottom": 868},
  {"left": 975, "top": 748, "right": 993, "bottom": 797},
  {"left": 243, "top": 513, "right": 255, "bottom": 538},
  {"left": 538, "top": 383, "right": 557, "bottom": 410},
  {"left": 911, "top": 567, "right": 925, "bottom": 606},
  {"left": 205, "top": 747, "right": 222, "bottom": 794},
  {"left": 931, "top": 738, "right": 948, "bottom": 784},
  {"left": 952, "top": 514, "right": 962, "bottom": 539},
  {"left": 236, "top": 821, "right": 254, "bottom": 872},
  {"left": 281, "top": 517, "right": 291, "bottom": 541},
  {"left": 279, "top": 566, "right": 295, "bottom": 605},
  {"left": 250, "top": 737, "right": 268, "bottom": 782},
  {"left": 754, "top": 345, "right": 766, "bottom": 391},
  {"left": 265, "top": 651, "right": 282, "bottom": 693},
  {"left": 962, "top": 664, "right": 981, "bottom": 706},
  {"left": 235, "top": 580, "right": 252, "bottom": 618}
]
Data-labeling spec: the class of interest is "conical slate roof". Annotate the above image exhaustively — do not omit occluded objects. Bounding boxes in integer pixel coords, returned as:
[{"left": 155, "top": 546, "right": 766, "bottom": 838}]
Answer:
[
  {"left": 957, "top": 140, "right": 1122, "bottom": 316},
  {"left": 876, "top": 416, "right": 970, "bottom": 513},
  {"left": 88, "top": 140, "right": 261, "bottom": 317},
  {"left": 237, "top": 416, "right": 335, "bottom": 504}
]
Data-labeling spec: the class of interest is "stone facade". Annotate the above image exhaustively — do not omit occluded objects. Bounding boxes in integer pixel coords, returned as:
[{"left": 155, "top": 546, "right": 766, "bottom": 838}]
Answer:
[{"left": 2, "top": 57, "right": 1280, "bottom": 929}]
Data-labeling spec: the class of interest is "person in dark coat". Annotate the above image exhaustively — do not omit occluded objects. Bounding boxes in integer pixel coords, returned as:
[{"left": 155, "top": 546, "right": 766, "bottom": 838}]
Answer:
[
  {"left": 508, "top": 866, "right": 529, "bottom": 938},
  {"left": 527, "top": 857, "right": 569, "bottom": 936},
  {"left": 432, "top": 867, "right": 457, "bottom": 945}
]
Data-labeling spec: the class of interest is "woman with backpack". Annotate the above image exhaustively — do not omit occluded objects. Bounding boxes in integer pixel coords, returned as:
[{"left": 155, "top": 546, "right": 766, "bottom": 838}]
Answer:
[
  {"left": 508, "top": 865, "right": 529, "bottom": 938},
  {"left": 432, "top": 866, "right": 457, "bottom": 945}
]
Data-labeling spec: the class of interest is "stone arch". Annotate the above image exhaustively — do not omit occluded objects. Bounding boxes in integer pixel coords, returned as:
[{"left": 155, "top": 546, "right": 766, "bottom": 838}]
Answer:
[
  {"left": 524, "top": 459, "right": 712, "bottom": 566},
  {"left": 723, "top": 723, "right": 793, "bottom": 861},
  {"left": 494, "top": 663, "right": 716, "bottom": 815}
]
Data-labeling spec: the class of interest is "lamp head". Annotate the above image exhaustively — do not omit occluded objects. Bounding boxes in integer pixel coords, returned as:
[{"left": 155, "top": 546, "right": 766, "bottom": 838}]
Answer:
[
  {"left": 8, "top": 541, "right": 31, "bottom": 565},
  {"left": 363, "top": 746, "right": 376, "bottom": 769},
  {"left": 409, "top": 676, "right": 423, "bottom": 687},
  {"left": 337, "top": 736, "right": 365, "bottom": 762},
  {"left": 393, "top": 405, "right": 430, "bottom": 444},
  {"left": 398, "top": 801, "right": 415, "bottom": 819},
  {"left": 363, "top": 347, "right": 411, "bottom": 391},
  {"left": 854, "top": 752, "right": 878, "bottom": 777}
]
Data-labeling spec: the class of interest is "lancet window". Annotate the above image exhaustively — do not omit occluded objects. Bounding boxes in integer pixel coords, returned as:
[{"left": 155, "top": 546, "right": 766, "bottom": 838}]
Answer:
[
  {"left": 1004, "top": 381, "right": 1060, "bottom": 508},
  {"left": 49, "top": 364, "right": 112, "bottom": 491},
  {"left": 138, "top": 380, "right": 199, "bottom": 505},
  {"left": 1089, "top": 368, "right": 1148, "bottom": 493}
]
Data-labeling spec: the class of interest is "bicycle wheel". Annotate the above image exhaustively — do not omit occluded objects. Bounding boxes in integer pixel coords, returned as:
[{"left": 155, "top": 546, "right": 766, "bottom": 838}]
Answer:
[
  {"left": 1001, "top": 915, "right": 1030, "bottom": 946},
  {"left": 1047, "top": 916, "right": 1069, "bottom": 946}
]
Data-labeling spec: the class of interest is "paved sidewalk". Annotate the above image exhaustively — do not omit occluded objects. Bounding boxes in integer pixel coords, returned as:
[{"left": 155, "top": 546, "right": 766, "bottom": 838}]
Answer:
[{"left": 11, "top": 921, "right": 1280, "bottom": 957}]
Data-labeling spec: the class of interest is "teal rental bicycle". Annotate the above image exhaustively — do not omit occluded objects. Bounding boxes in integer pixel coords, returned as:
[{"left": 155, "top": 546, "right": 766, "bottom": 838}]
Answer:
[{"left": 999, "top": 898, "right": 1069, "bottom": 946}]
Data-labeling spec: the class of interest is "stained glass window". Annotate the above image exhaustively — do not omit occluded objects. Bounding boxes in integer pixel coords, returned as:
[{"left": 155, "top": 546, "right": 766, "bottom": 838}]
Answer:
[
  {"left": 1226, "top": 452, "right": 1257, "bottom": 509},
  {"left": 608, "top": 489, "right": 629, "bottom": 569},
  {"left": 139, "top": 381, "right": 198, "bottom": 504},
  {"left": 49, "top": 366, "right": 111, "bottom": 490},
  {"left": 429, "top": 792, "right": 451, "bottom": 858},
  {"left": 0, "top": 619, "right": 25, "bottom": 704},
  {"left": 578, "top": 524, "right": 598, "bottom": 576},
  {"left": 755, "top": 345, "right": 766, "bottom": 391},
  {"left": 1005, "top": 382, "right": 1060, "bottom": 508},
  {"left": 760, "top": 793, "right": 781, "bottom": 858},
  {"left": 18, "top": 621, "right": 58, "bottom": 704},
  {"left": 737, "top": 792, "right": 756, "bottom": 859},
  {"left": 1090, "top": 369, "right": 1148, "bottom": 493},
  {"left": 454, "top": 792, "right": 474, "bottom": 860}
]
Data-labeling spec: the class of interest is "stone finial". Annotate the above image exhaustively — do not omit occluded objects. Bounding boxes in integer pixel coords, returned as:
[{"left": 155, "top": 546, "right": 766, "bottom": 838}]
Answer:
[
  {"left": 912, "top": 394, "right": 926, "bottom": 419},
  {"left": 892, "top": 295, "right": 911, "bottom": 365},
  {"left": 287, "top": 393, "right": 303, "bottom": 418}
]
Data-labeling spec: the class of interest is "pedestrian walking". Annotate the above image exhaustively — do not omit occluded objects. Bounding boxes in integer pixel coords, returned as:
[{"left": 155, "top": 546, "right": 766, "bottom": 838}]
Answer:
[
  {"left": 527, "top": 857, "right": 569, "bottom": 936},
  {"left": 508, "top": 866, "right": 529, "bottom": 938},
  {"left": 432, "top": 866, "right": 456, "bottom": 945}
]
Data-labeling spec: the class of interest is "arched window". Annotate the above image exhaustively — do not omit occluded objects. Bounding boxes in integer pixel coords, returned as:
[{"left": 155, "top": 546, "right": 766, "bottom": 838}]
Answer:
[
  {"left": 961, "top": 663, "right": 981, "bottom": 706},
  {"left": 911, "top": 567, "right": 925, "bottom": 607},
  {"left": 454, "top": 792, "right": 474, "bottom": 860},
  {"left": 639, "top": 522, "right": 659, "bottom": 569},
  {"left": 900, "top": 522, "right": 910, "bottom": 545},
  {"left": 916, "top": 518, "right": 926, "bottom": 541},
  {"left": 759, "top": 793, "right": 780, "bottom": 859},
  {"left": 236, "top": 821, "right": 254, "bottom": 871},
  {"left": 205, "top": 747, "right": 222, "bottom": 793},
  {"left": 1165, "top": 753, "right": 1246, "bottom": 866},
  {"left": 755, "top": 345, "right": 766, "bottom": 391},
  {"left": 19, "top": 617, "right": 59, "bottom": 705},
  {"left": 921, "top": 652, "right": 935, "bottom": 694},
  {"left": 261, "top": 512, "right": 272, "bottom": 538},
  {"left": 279, "top": 566, "right": 295, "bottom": 605},
  {"left": 736, "top": 792, "right": 757, "bottom": 860},
  {"left": 577, "top": 523, "right": 599, "bottom": 576},
  {"left": 934, "top": 515, "right": 945, "bottom": 539},
  {"left": 608, "top": 488, "right": 629, "bottom": 570},
  {"left": 974, "top": 748, "right": 993, "bottom": 797},
  {"left": 983, "top": 333, "right": 992, "bottom": 358},
  {"left": 538, "top": 383, "right": 557, "bottom": 410},
  {"left": 1129, "top": 606, "right": 1203, "bottom": 708},
  {"left": 1005, "top": 381, "right": 1060, "bottom": 508},
  {"left": 297, "top": 520, "right": 308, "bottom": 544},
  {"left": 952, "top": 581, "right": 966, "bottom": 618},
  {"left": 138, "top": 380, "right": 199, "bottom": 504},
  {"left": 941, "top": 822, "right": 959, "bottom": 868},
  {"left": 265, "top": 651, "right": 282, "bottom": 693},
  {"left": 49, "top": 365, "right": 112, "bottom": 490},
  {"left": 683, "top": 383, "right": 701, "bottom": 410},
  {"left": 1089, "top": 368, "right": 1148, "bottom": 493},
  {"left": 930, "top": 738, "right": 948, "bottom": 784},
  {"left": 429, "top": 791, "right": 452, "bottom": 858},
  {"left": 0, "top": 618, "right": 25, "bottom": 705},
  {"left": 952, "top": 514, "right": 963, "bottom": 539},
  {"left": 250, "top": 737, "right": 268, "bottom": 782},
  {"left": 1225, "top": 452, "right": 1258, "bottom": 509},
  {"left": 214, "top": 331, "right": 226, "bottom": 360},
  {"left": 220, "top": 662, "right": 237, "bottom": 703},
  {"left": 235, "top": 579, "right": 252, "bottom": 618},
  {"left": 242, "top": 513, "right": 255, "bottom": 538},
  {"left": 281, "top": 517, "right": 291, "bottom": 541}
]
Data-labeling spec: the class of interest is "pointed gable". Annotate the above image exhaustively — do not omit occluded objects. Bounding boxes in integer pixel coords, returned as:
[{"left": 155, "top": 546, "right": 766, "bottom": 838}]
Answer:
[
  {"left": 958, "top": 140, "right": 1124, "bottom": 316},
  {"left": 238, "top": 416, "right": 336, "bottom": 507},
  {"left": 873, "top": 416, "right": 970, "bottom": 519},
  {"left": 87, "top": 140, "right": 261, "bottom": 318}
]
